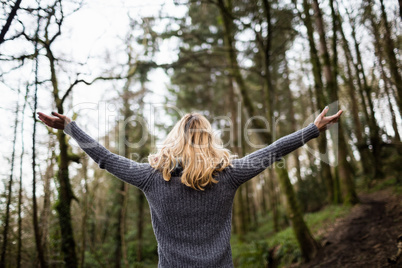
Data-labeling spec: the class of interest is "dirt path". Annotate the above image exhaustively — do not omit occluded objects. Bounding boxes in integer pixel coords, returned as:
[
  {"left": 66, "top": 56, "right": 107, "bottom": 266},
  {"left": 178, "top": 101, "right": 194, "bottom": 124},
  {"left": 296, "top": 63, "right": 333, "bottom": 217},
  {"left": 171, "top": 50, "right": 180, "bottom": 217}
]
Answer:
[{"left": 301, "top": 188, "right": 402, "bottom": 268}]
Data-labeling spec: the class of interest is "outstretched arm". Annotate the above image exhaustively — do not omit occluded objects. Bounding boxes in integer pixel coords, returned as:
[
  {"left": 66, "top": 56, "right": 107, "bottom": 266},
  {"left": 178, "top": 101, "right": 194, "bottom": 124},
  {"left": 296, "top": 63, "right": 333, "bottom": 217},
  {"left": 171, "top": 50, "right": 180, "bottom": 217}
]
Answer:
[
  {"left": 37, "top": 112, "right": 154, "bottom": 191},
  {"left": 226, "top": 107, "right": 342, "bottom": 188}
]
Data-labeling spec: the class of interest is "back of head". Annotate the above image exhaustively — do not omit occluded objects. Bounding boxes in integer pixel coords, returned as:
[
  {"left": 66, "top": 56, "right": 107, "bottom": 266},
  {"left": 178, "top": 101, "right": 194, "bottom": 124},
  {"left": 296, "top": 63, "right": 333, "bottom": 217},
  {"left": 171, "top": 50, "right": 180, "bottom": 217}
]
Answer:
[{"left": 148, "top": 112, "right": 236, "bottom": 190}]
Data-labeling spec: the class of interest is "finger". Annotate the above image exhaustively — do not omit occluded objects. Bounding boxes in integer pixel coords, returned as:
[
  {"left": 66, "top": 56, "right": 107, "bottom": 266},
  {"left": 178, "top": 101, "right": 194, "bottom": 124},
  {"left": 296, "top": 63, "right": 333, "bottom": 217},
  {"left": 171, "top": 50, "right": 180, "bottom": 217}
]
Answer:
[
  {"left": 39, "top": 117, "right": 52, "bottom": 127},
  {"left": 326, "top": 110, "right": 343, "bottom": 121},
  {"left": 40, "top": 117, "right": 63, "bottom": 129},
  {"left": 326, "top": 114, "right": 339, "bottom": 121},
  {"left": 328, "top": 117, "right": 339, "bottom": 124},
  {"left": 320, "top": 106, "right": 329, "bottom": 118},
  {"left": 51, "top": 111, "right": 65, "bottom": 119},
  {"left": 39, "top": 114, "right": 60, "bottom": 127},
  {"left": 333, "top": 110, "right": 343, "bottom": 117},
  {"left": 37, "top": 112, "right": 51, "bottom": 120},
  {"left": 38, "top": 112, "right": 52, "bottom": 121},
  {"left": 38, "top": 114, "right": 51, "bottom": 124}
]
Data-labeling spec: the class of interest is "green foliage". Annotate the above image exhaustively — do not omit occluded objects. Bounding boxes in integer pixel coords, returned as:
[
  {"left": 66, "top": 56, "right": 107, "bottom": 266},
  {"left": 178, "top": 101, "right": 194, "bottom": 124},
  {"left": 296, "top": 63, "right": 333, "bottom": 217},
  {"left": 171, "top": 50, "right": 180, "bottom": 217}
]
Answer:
[
  {"left": 366, "top": 177, "right": 402, "bottom": 194},
  {"left": 231, "top": 235, "right": 270, "bottom": 267},
  {"left": 303, "top": 205, "right": 351, "bottom": 234},
  {"left": 357, "top": 145, "right": 402, "bottom": 195},
  {"left": 231, "top": 204, "right": 351, "bottom": 267},
  {"left": 381, "top": 147, "right": 402, "bottom": 183},
  {"left": 296, "top": 169, "right": 328, "bottom": 213}
]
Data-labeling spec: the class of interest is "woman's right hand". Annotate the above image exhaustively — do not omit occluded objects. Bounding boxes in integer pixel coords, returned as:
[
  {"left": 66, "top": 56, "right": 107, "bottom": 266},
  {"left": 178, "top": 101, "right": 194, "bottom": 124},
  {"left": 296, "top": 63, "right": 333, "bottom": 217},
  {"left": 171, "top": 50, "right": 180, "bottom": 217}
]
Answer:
[{"left": 37, "top": 111, "right": 72, "bottom": 130}]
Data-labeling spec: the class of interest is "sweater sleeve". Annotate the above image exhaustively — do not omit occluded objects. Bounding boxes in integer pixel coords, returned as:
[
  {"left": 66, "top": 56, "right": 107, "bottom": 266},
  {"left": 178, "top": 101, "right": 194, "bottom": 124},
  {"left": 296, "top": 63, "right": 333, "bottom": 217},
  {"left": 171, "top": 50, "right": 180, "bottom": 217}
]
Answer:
[
  {"left": 226, "top": 123, "right": 320, "bottom": 188},
  {"left": 64, "top": 121, "right": 153, "bottom": 191}
]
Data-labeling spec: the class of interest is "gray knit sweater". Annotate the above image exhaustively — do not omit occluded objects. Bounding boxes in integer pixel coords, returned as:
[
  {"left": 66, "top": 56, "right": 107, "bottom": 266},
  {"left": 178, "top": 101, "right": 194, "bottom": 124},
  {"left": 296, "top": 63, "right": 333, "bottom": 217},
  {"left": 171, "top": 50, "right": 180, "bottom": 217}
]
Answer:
[{"left": 64, "top": 121, "right": 320, "bottom": 267}]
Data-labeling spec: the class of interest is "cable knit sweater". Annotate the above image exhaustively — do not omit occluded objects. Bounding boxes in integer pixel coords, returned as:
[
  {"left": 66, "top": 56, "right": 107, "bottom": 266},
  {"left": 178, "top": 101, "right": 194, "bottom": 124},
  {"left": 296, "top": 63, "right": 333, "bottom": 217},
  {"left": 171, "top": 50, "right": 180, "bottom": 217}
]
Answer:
[{"left": 64, "top": 121, "right": 320, "bottom": 267}]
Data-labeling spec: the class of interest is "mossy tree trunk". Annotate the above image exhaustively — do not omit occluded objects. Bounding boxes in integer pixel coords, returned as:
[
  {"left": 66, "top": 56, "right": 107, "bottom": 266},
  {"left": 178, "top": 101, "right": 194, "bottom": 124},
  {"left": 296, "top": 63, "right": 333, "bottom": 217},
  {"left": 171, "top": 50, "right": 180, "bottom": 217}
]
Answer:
[
  {"left": 79, "top": 156, "right": 89, "bottom": 268},
  {"left": 351, "top": 2, "right": 384, "bottom": 180},
  {"left": 337, "top": 12, "right": 374, "bottom": 177},
  {"left": 284, "top": 58, "right": 303, "bottom": 184},
  {"left": 298, "top": 0, "right": 335, "bottom": 203},
  {"left": 312, "top": 0, "right": 358, "bottom": 204},
  {"left": 218, "top": 0, "right": 320, "bottom": 259},
  {"left": 46, "top": 44, "right": 78, "bottom": 268},
  {"left": 276, "top": 165, "right": 320, "bottom": 261},
  {"left": 217, "top": 0, "right": 272, "bottom": 144}
]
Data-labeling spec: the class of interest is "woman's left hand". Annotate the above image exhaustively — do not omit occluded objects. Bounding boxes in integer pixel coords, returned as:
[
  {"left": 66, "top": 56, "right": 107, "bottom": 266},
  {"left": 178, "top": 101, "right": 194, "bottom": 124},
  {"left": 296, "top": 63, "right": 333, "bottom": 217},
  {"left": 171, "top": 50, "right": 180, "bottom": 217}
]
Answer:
[
  {"left": 37, "top": 111, "right": 72, "bottom": 130},
  {"left": 314, "top": 106, "right": 343, "bottom": 132}
]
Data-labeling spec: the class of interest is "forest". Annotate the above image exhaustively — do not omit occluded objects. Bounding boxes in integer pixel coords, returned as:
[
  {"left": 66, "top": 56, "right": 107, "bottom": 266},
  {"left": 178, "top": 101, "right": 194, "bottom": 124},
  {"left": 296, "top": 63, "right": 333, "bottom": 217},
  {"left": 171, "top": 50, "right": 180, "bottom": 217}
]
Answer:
[{"left": 0, "top": 0, "right": 401, "bottom": 267}]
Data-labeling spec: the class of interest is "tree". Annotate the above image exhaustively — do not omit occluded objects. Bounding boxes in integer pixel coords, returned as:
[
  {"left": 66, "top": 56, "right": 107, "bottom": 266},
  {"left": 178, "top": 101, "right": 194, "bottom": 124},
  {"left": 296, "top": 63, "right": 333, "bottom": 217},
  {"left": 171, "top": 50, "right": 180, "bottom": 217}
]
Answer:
[
  {"left": 378, "top": 0, "right": 402, "bottom": 112},
  {"left": 16, "top": 85, "right": 29, "bottom": 268},
  {"left": 353, "top": 1, "right": 385, "bottom": 179},
  {"left": 31, "top": 14, "right": 48, "bottom": 267},
  {"left": 217, "top": 0, "right": 320, "bottom": 260},
  {"left": 276, "top": 165, "right": 320, "bottom": 261},
  {"left": 296, "top": 0, "right": 336, "bottom": 204},
  {"left": 312, "top": 0, "right": 358, "bottom": 204},
  {"left": 336, "top": 10, "right": 374, "bottom": 177},
  {"left": 0, "top": 89, "right": 20, "bottom": 268}
]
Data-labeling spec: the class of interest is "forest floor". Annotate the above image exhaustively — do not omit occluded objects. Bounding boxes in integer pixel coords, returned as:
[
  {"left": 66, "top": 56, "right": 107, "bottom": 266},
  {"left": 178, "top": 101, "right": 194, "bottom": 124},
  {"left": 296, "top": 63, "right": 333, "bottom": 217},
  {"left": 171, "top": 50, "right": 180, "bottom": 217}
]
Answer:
[{"left": 300, "top": 187, "right": 402, "bottom": 268}]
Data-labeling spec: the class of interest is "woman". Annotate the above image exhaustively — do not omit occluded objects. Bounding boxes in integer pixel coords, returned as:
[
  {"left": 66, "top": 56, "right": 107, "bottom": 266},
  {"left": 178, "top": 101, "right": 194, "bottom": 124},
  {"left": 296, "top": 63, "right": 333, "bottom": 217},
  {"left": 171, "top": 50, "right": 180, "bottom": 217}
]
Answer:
[{"left": 37, "top": 107, "right": 342, "bottom": 267}]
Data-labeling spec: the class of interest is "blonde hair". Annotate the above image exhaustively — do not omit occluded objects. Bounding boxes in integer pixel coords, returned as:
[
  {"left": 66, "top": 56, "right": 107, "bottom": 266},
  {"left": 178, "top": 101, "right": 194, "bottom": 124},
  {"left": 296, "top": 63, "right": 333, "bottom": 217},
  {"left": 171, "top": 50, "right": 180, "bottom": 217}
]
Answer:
[{"left": 148, "top": 112, "right": 236, "bottom": 190}]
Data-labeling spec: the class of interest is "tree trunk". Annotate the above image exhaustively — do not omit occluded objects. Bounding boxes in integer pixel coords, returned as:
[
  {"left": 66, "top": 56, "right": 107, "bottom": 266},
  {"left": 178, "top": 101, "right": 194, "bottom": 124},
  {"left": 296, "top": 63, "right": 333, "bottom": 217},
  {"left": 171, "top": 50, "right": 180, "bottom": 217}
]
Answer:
[
  {"left": 17, "top": 86, "right": 29, "bottom": 268},
  {"left": 33, "top": 27, "right": 49, "bottom": 267},
  {"left": 114, "top": 181, "right": 124, "bottom": 268},
  {"left": 234, "top": 185, "right": 247, "bottom": 237},
  {"left": 0, "top": 90, "right": 20, "bottom": 268},
  {"left": 257, "top": 0, "right": 281, "bottom": 233},
  {"left": 300, "top": 0, "right": 334, "bottom": 203},
  {"left": 120, "top": 183, "right": 128, "bottom": 268},
  {"left": 219, "top": 0, "right": 319, "bottom": 260},
  {"left": 268, "top": 168, "right": 279, "bottom": 233},
  {"left": 244, "top": 180, "right": 258, "bottom": 231},
  {"left": 136, "top": 189, "right": 145, "bottom": 261},
  {"left": 217, "top": 0, "right": 272, "bottom": 144},
  {"left": 46, "top": 44, "right": 78, "bottom": 267},
  {"left": 276, "top": 165, "right": 320, "bottom": 261},
  {"left": 219, "top": 0, "right": 272, "bottom": 234},
  {"left": 399, "top": 0, "right": 402, "bottom": 20},
  {"left": 80, "top": 156, "right": 89, "bottom": 268},
  {"left": 374, "top": 36, "right": 401, "bottom": 142},
  {"left": 359, "top": 3, "right": 385, "bottom": 179},
  {"left": 55, "top": 128, "right": 78, "bottom": 268},
  {"left": 313, "top": 0, "right": 358, "bottom": 204},
  {"left": 379, "top": 0, "right": 402, "bottom": 111},
  {"left": 40, "top": 152, "right": 54, "bottom": 265},
  {"left": 337, "top": 12, "right": 373, "bottom": 177},
  {"left": 284, "top": 59, "right": 303, "bottom": 184},
  {"left": 330, "top": 0, "right": 355, "bottom": 203},
  {"left": 228, "top": 74, "right": 247, "bottom": 237},
  {"left": 43, "top": 38, "right": 77, "bottom": 267},
  {"left": 384, "top": 81, "right": 401, "bottom": 141}
]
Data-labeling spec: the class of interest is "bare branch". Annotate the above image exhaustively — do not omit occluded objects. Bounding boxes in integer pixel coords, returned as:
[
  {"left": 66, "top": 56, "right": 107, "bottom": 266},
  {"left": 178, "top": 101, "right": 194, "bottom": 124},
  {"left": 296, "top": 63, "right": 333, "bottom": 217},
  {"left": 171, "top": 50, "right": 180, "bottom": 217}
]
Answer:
[
  {"left": 60, "top": 64, "right": 139, "bottom": 105},
  {"left": 0, "top": 0, "right": 22, "bottom": 45},
  {"left": 48, "top": 0, "right": 63, "bottom": 45}
]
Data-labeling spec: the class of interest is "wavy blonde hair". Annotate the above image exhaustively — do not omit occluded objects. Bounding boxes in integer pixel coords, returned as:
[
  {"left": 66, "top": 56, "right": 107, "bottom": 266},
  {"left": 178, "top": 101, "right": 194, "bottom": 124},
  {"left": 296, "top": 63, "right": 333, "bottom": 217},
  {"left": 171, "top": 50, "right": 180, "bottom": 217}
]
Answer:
[{"left": 148, "top": 112, "right": 236, "bottom": 190}]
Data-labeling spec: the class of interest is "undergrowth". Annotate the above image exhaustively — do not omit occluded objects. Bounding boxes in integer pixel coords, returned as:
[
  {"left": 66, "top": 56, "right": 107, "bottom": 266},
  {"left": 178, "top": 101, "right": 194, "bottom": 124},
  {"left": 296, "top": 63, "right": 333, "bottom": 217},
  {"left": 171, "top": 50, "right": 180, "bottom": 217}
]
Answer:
[{"left": 231, "top": 205, "right": 351, "bottom": 268}]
